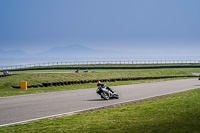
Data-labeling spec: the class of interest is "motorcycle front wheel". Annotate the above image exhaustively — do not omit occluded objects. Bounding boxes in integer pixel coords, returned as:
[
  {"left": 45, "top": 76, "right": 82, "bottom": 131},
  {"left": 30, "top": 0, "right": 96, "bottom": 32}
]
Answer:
[
  {"left": 101, "top": 92, "right": 109, "bottom": 100},
  {"left": 114, "top": 94, "right": 119, "bottom": 99}
]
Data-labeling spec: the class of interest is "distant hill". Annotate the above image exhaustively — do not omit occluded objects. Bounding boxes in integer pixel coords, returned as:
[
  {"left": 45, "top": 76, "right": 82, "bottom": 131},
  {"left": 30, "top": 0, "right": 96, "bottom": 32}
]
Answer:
[
  {"left": 0, "top": 44, "right": 199, "bottom": 59},
  {"left": 0, "top": 44, "right": 123, "bottom": 58},
  {"left": 36, "top": 44, "right": 119, "bottom": 57},
  {"left": 0, "top": 50, "right": 27, "bottom": 58}
]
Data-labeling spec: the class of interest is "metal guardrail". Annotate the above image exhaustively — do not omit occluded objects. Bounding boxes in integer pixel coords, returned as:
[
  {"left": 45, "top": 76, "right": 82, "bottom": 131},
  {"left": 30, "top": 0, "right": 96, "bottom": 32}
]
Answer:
[
  {"left": 1, "top": 60, "right": 200, "bottom": 71},
  {"left": 0, "top": 73, "right": 18, "bottom": 77}
]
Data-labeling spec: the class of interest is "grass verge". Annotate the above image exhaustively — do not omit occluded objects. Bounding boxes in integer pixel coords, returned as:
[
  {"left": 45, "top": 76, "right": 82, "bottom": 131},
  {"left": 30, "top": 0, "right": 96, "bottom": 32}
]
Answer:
[
  {"left": 0, "top": 88, "right": 199, "bottom": 133},
  {"left": 0, "top": 78, "right": 181, "bottom": 97},
  {"left": 1, "top": 67, "right": 200, "bottom": 97}
]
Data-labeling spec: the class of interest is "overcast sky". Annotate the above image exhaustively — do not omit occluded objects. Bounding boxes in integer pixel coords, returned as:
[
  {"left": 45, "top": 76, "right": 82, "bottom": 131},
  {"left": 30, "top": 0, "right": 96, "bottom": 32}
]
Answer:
[{"left": 0, "top": 0, "right": 200, "bottom": 56}]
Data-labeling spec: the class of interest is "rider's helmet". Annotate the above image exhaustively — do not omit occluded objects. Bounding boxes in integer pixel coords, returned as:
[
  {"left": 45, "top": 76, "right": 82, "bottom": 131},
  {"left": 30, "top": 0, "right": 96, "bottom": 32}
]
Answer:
[
  {"left": 101, "top": 84, "right": 106, "bottom": 88},
  {"left": 97, "top": 81, "right": 101, "bottom": 86}
]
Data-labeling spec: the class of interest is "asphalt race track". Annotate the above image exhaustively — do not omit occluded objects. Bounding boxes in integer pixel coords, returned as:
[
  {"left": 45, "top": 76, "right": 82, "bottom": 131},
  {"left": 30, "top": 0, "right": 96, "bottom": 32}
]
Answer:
[{"left": 0, "top": 79, "right": 199, "bottom": 127}]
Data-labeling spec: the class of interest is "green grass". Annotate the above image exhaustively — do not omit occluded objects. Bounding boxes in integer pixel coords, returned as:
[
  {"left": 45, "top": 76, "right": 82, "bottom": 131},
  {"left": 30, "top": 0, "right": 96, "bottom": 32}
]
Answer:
[
  {"left": 10, "top": 69, "right": 75, "bottom": 73},
  {"left": 1, "top": 87, "right": 199, "bottom": 133},
  {"left": 0, "top": 68, "right": 200, "bottom": 97},
  {"left": 0, "top": 78, "right": 186, "bottom": 97}
]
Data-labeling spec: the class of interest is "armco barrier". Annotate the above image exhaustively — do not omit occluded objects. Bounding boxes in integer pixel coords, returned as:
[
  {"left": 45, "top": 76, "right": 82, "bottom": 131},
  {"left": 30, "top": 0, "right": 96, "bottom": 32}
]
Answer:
[
  {"left": 11, "top": 75, "right": 198, "bottom": 89},
  {"left": 8, "top": 65, "right": 200, "bottom": 72},
  {"left": 1, "top": 60, "right": 200, "bottom": 71},
  {"left": 0, "top": 73, "right": 18, "bottom": 78}
]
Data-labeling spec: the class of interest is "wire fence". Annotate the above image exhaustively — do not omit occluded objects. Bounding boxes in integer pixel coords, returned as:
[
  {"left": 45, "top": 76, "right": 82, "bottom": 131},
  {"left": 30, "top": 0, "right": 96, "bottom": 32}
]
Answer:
[{"left": 1, "top": 60, "right": 200, "bottom": 71}]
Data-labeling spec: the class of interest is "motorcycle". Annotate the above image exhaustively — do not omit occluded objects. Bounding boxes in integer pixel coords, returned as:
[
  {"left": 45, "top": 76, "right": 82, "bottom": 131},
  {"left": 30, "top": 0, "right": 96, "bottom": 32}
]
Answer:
[{"left": 96, "top": 85, "right": 119, "bottom": 100}]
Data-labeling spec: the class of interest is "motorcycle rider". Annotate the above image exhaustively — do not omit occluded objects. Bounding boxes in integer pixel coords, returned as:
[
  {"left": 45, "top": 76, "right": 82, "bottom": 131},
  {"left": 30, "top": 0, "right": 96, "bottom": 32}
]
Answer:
[{"left": 97, "top": 81, "right": 115, "bottom": 94}]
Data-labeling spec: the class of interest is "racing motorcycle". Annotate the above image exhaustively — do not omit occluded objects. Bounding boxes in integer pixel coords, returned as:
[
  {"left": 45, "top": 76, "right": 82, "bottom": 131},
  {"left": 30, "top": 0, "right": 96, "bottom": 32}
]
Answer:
[{"left": 96, "top": 85, "right": 119, "bottom": 100}]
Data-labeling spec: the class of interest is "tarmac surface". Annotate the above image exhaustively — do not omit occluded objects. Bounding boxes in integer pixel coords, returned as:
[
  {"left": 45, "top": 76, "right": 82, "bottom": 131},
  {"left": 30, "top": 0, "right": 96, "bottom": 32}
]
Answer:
[{"left": 0, "top": 78, "right": 199, "bottom": 127}]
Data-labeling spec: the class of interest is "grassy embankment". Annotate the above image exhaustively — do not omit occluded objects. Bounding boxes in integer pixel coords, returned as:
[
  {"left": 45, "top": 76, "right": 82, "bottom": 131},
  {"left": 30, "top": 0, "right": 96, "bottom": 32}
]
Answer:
[
  {"left": 0, "top": 64, "right": 200, "bottom": 97},
  {"left": 0, "top": 87, "right": 199, "bottom": 132}
]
